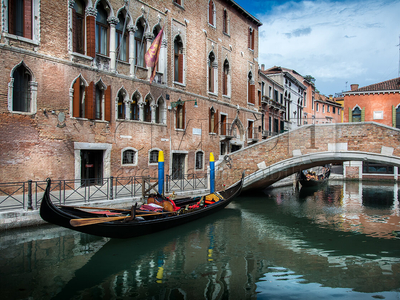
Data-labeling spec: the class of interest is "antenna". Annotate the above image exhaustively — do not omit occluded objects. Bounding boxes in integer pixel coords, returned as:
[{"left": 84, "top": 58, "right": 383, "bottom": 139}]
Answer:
[{"left": 398, "top": 35, "right": 400, "bottom": 77}]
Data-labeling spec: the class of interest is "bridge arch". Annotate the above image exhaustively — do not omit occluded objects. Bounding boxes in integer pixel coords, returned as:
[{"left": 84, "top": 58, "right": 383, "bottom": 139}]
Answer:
[{"left": 215, "top": 122, "right": 400, "bottom": 191}]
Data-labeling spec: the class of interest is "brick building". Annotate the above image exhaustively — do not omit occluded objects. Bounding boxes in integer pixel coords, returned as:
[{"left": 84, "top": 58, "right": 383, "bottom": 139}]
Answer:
[
  {"left": 343, "top": 78, "right": 400, "bottom": 127},
  {"left": 311, "top": 93, "right": 342, "bottom": 124},
  {"left": 342, "top": 77, "right": 400, "bottom": 180},
  {"left": 0, "top": 0, "right": 262, "bottom": 183}
]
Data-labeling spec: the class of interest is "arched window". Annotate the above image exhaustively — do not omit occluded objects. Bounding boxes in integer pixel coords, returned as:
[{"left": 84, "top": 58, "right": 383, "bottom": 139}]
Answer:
[
  {"left": 149, "top": 149, "right": 159, "bottom": 164},
  {"left": 223, "top": 59, "right": 229, "bottom": 96},
  {"left": 209, "top": 107, "right": 218, "bottom": 134},
  {"left": 174, "top": 36, "right": 183, "bottom": 83},
  {"left": 176, "top": 102, "right": 185, "bottom": 129},
  {"left": 208, "top": 52, "right": 215, "bottom": 93},
  {"left": 352, "top": 107, "right": 361, "bottom": 122},
  {"left": 95, "top": 4, "right": 109, "bottom": 55},
  {"left": 152, "top": 26, "right": 162, "bottom": 71},
  {"left": 122, "top": 148, "right": 137, "bottom": 165},
  {"left": 116, "top": 12, "right": 129, "bottom": 62},
  {"left": 131, "top": 93, "right": 140, "bottom": 120},
  {"left": 72, "top": 76, "right": 86, "bottom": 118},
  {"left": 144, "top": 96, "right": 152, "bottom": 122},
  {"left": 156, "top": 98, "right": 165, "bottom": 124},
  {"left": 223, "top": 9, "right": 228, "bottom": 34},
  {"left": 117, "top": 90, "right": 126, "bottom": 120},
  {"left": 208, "top": 1, "right": 215, "bottom": 26},
  {"left": 248, "top": 71, "right": 255, "bottom": 104},
  {"left": 12, "top": 64, "right": 31, "bottom": 112},
  {"left": 135, "top": 21, "right": 145, "bottom": 67},
  {"left": 95, "top": 83, "right": 104, "bottom": 120},
  {"left": 248, "top": 27, "right": 254, "bottom": 50},
  {"left": 73, "top": 0, "right": 85, "bottom": 54},
  {"left": 195, "top": 151, "right": 204, "bottom": 170}
]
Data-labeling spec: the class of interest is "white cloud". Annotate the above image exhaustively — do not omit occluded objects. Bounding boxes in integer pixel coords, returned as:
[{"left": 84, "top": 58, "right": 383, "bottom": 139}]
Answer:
[{"left": 256, "top": 0, "right": 400, "bottom": 95}]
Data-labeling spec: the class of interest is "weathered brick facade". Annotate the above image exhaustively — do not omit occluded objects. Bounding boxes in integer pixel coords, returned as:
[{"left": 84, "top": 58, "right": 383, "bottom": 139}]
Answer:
[{"left": 0, "top": 0, "right": 262, "bottom": 183}]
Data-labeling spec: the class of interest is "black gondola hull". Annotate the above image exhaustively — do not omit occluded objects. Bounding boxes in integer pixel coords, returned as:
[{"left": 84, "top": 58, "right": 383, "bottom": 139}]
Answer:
[{"left": 40, "top": 176, "right": 243, "bottom": 239}]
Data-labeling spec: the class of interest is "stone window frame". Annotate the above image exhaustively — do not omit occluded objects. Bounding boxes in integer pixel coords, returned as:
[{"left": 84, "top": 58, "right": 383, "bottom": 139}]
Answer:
[
  {"left": 8, "top": 61, "right": 38, "bottom": 115},
  {"left": 121, "top": 147, "right": 138, "bottom": 166},
  {"left": 208, "top": 0, "right": 216, "bottom": 28},
  {"left": 195, "top": 150, "right": 204, "bottom": 170},
  {"left": 208, "top": 50, "right": 218, "bottom": 95},
  {"left": 2, "top": 0, "right": 41, "bottom": 46},
  {"left": 148, "top": 148, "right": 161, "bottom": 165}
]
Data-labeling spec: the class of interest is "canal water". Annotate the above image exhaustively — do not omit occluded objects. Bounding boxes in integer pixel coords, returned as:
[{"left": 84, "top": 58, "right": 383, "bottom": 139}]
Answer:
[{"left": 1, "top": 180, "right": 400, "bottom": 300}]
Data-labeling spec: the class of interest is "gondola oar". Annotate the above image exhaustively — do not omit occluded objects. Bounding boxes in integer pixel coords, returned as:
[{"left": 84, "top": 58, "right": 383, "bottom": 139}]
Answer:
[
  {"left": 57, "top": 205, "right": 131, "bottom": 212},
  {"left": 70, "top": 212, "right": 172, "bottom": 227}
]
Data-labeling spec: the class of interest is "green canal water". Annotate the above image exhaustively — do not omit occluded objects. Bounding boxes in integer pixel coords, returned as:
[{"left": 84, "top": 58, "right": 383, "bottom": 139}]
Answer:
[{"left": 1, "top": 180, "right": 400, "bottom": 299}]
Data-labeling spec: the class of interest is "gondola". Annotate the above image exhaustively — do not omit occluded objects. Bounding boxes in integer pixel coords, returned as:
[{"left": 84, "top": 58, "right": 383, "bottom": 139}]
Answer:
[
  {"left": 40, "top": 174, "right": 244, "bottom": 239},
  {"left": 297, "top": 167, "right": 330, "bottom": 188}
]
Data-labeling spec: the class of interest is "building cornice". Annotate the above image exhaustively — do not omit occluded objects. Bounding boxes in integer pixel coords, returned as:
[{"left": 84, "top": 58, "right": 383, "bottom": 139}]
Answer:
[{"left": 344, "top": 90, "right": 400, "bottom": 96}]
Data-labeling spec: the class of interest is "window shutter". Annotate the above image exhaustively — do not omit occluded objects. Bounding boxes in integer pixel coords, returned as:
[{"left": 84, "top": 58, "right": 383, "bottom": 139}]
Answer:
[
  {"left": 209, "top": 109, "right": 212, "bottom": 132},
  {"left": 8, "top": 0, "right": 15, "bottom": 35},
  {"left": 251, "top": 84, "right": 255, "bottom": 104},
  {"left": 104, "top": 85, "right": 112, "bottom": 122},
  {"left": 178, "top": 54, "right": 184, "bottom": 83},
  {"left": 361, "top": 107, "right": 365, "bottom": 122},
  {"left": 72, "top": 79, "right": 80, "bottom": 117},
  {"left": 73, "top": 9, "right": 78, "bottom": 52},
  {"left": 85, "top": 82, "right": 95, "bottom": 119},
  {"left": 214, "top": 109, "right": 219, "bottom": 134},
  {"left": 348, "top": 108, "right": 352, "bottom": 122},
  {"left": 24, "top": 0, "right": 32, "bottom": 39},
  {"left": 258, "top": 90, "right": 261, "bottom": 106},
  {"left": 86, "top": 15, "right": 96, "bottom": 58},
  {"left": 182, "top": 102, "right": 186, "bottom": 129},
  {"left": 392, "top": 105, "right": 396, "bottom": 127},
  {"left": 209, "top": 2, "right": 213, "bottom": 25}
]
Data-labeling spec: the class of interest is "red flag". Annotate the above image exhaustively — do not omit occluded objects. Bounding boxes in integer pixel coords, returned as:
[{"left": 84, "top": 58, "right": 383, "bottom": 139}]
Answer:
[{"left": 145, "top": 27, "right": 164, "bottom": 83}]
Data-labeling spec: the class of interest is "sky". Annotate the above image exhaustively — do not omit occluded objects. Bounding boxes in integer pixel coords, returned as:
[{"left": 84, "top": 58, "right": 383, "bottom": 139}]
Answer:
[{"left": 233, "top": 0, "right": 400, "bottom": 96}]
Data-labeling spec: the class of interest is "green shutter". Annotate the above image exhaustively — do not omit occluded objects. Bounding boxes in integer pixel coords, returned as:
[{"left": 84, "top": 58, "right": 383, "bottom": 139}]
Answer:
[
  {"left": 348, "top": 108, "right": 352, "bottom": 122},
  {"left": 392, "top": 105, "right": 396, "bottom": 127},
  {"left": 361, "top": 107, "right": 365, "bottom": 122}
]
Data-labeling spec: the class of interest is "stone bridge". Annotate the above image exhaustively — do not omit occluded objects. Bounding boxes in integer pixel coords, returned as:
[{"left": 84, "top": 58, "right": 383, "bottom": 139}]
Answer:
[{"left": 216, "top": 122, "right": 400, "bottom": 191}]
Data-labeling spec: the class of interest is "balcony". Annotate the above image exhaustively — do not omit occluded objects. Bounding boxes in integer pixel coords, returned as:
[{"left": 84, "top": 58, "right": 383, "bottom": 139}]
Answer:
[{"left": 262, "top": 96, "right": 285, "bottom": 111}]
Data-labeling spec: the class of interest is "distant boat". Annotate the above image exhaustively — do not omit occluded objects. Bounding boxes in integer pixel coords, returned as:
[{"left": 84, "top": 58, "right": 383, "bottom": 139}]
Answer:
[{"left": 298, "top": 166, "right": 331, "bottom": 188}]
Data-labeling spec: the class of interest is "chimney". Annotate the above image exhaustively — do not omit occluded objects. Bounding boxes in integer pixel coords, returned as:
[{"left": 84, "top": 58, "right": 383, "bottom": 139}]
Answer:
[
  {"left": 261, "top": 64, "right": 265, "bottom": 71},
  {"left": 350, "top": 84, "right": 359, "bottom": 91}
]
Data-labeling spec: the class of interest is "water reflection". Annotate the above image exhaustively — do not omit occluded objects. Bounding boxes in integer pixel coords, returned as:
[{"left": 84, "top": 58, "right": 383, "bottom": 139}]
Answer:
[{"left": 0, "top": 181, "right": 399, "bottom": 299}]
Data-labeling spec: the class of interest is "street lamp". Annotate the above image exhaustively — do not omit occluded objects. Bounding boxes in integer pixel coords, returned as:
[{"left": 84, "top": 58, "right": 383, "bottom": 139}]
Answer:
[{"left": 170, "top": 99, "right": 198, "bottom": 108}]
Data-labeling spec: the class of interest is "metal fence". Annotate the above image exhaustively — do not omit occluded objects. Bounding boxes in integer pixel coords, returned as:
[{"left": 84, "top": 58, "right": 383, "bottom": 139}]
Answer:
[{"left": 0, "top": 173, "right": 209, "bottom": 212}]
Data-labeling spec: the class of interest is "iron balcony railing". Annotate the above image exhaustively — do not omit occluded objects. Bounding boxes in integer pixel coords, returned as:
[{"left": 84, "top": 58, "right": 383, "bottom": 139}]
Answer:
[{"left": 0, "top": 173, "right": 209, "bottom": 212}]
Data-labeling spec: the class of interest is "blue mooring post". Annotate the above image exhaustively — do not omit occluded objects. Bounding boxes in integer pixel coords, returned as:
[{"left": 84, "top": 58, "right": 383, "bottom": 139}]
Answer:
[
  {"left": 158, "top": 151, "right": 164, "bottom": 195},
  {"left": 210, "top": 152, "right": 215, "bottom": 193}
]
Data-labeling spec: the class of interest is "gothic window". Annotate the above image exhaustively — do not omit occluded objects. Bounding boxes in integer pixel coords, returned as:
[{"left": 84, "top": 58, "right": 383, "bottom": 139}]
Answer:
[
  {"left": 12, "top": 64, "right": 31, "bottom": 112},
  {"left": 131, "top": 93, "right": 140, "bottom": 121},
  {"left": 176, "top": 102, "right": 185, "bottom": 129},
  {"left": 248, "top": 72, "right": 255, "bottom": 104},
  {"left": 72, "top": 76, "right": 86, "bottom": 118},
  {"left": 116, "top": 12, "right": 129, "bottom": 62},
  {"left": 122, "top": 148, "right": 137, "bottom": 165},
  {"left": 223, "top": 60, "right": 230, "bottom": 96},
  {"left": 95, "top": 3, "right": 109, "bottom": 56},
  {"left": 135, "top": 21, "right": 145, "bottom": 67},
  {"left": 195, "top": 151, "right": 204, "bottom": 170},
  {"left": 143, "top": 96, "right": 152, "bottom": 122},
  {"left": 352, "top": 107, "right": 361, "bottom": 122},
  {"left": 209, "top": 107, "right": 218, "bottom": 134},
  {"left": 149, "top": 149, "right": 159, "bottom": 164},
  {"left": 152, "top": 26, "right": 162, "bottom": 71},
  {"left": 174, "top": 36, "right": 183, "bottom": 83},
  {"left": 95, "top": 84, "right": 103, "bottom": 120},
  {"left": 248, "top": 27, "right": 254, "bottom": 50},
  {"left": 155, "top": 98, "right": 165, "bottom": 124},
  {"left": 208, "top": 52, "right": 216, "bottom": 93},
  {"left": 117, "top": 90, "right": 126, "bottom": 120},
  {"left": 73, "top": 0, "right": 85, "bottom": 54},
  {"left": 208, "top": 1, "right": 215, "bottom": 26}
]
